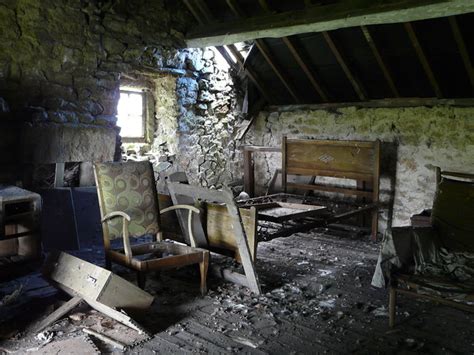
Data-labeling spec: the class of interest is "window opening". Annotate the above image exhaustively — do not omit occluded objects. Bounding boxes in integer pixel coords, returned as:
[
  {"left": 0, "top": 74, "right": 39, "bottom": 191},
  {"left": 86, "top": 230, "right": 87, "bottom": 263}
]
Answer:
[{"left": 117, "top": 88, "right": 145, "bottom": 139}]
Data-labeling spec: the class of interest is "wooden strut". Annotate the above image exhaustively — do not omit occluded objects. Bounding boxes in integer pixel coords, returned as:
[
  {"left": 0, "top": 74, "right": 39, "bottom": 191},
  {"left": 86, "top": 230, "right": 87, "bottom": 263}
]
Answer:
[
  {"left": 225, "top": 0, "right": 301, "bottom": 104},
  {"left": 166, "top": 182, "right": 262, "bottom": 294}
]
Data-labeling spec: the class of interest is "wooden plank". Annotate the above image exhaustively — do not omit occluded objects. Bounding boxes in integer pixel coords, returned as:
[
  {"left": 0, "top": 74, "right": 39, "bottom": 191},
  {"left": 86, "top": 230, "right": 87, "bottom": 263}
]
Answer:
[
  {"left": 286, "top": 182, "right": 374, "bottom": 197},
  {"left": 28, "top": 296, "right": 83, "bottom": 333},
  {"left": 282, "top": 36, "right": 329, "bottom": 102},
  {"left": 448, "top": 16, "right": 474, "bottom": 92},
  {"left": 254, "top": 39, "right": 301, "bottom": 103},
  {"left": 282, "top": 136, "right": 288, "bottom": 193},
  {"left": 185, "top": 0, "right": 474, "bottom": 47},
  {"left": 43, "top": 251, "right": 154, "bottom": 311},
  {"left": 226, "top": 44, "right": 273, "bottom": 103},
  {"left": 243, "top": 149, "right": 254, "bottom": 196},
  {"left": 167, "top": 173, "right": 208, "bottom": 248},
  {"left": 165, "top": 183, "right": 262, "bottom": 294},
  {"left": 323, "top": 31, "right": 367, "bottom": 101},
  {"left": 404, "top": 22, "right": 442, "bottom": 98},
  {"left": 360, "top": 25, "right": 400, "bottom": 97},
  {"left": 268, "top": 97, "right": 474, "bottom": 111},
  {"left": 206, "top": 204, "right": 257, "bottom": 262},
  {"left": 222, "top": 188, "right": 261, "bottom": 294},
  {"left": 224, "top": 0, "right": 301, "bottom": 103}
]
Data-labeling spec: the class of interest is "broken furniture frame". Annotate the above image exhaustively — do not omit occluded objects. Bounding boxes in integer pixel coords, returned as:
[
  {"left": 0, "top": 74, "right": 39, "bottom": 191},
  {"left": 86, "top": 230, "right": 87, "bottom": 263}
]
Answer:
[
  {"left": 282, "top": 137, "right": 381, "bottom": 240},
  {"left": 0, "top": 186, "right": 42, "bottom": 280},
  {"left": 389, "top": 167, "right": 474, "bottom": 327},
  {"left": 36, "top": 251, "right": 153, "bottom": 335},
  {"left": 94, "top": 161, "right": 209, "bottom": 294},
  {"left": 167, "top": 182, "right": 261, "bottom": 294}
]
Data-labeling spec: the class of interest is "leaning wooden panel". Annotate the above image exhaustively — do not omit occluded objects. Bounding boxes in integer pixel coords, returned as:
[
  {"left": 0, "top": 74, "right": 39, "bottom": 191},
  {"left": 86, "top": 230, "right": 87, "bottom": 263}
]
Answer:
[
  {"left": 43, "top": 251, "right": 154, "bottom": 312},
  {"left": 206, "top": 204, "right": 258, "bottom": 262}
]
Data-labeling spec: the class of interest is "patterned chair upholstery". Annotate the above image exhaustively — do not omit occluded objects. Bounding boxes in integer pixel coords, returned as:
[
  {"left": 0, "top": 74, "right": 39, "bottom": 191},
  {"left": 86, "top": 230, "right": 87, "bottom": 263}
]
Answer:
[{"left": 94, "top": 161, "right": 209, "bottom": 294}]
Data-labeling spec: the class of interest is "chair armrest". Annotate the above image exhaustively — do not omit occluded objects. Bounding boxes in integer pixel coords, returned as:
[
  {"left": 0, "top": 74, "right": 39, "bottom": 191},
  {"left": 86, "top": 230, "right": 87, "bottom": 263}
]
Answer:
[
  {"left": 101, "top": 211, "right": 132, "bottom": 262},
  {"left": 160, "top": 205, "right": 200, "bottom": 247}
]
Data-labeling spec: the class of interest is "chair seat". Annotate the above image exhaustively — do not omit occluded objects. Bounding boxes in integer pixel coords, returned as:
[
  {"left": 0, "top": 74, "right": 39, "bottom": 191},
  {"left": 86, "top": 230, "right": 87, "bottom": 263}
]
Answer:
[{"left": 107, "top": 241, "right": 208, "bottom": 272}]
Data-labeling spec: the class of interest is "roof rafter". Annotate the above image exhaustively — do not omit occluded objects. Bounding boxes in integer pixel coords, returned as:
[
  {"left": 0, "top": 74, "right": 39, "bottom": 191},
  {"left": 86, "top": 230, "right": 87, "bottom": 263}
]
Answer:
[
  {"left": 186, "top": 0, "right": 474, "bottom": 47},
  {"left": 225, "top": 0, "right": 301, "bottom": 103},
  {"left": 184, "top": 0, "right": 273, "bottom": 104},
  {"left": 448, "top": 16, "right": 474, "bottom": 92},
  {"left": 322, "top": 31, "right": 367, "bottom": 101},
  {"left": 404, "top": 22, "right": 443, "bottom": 98},
  {"left": 361, "top": 26, "right": 400, "bottom": 97}
]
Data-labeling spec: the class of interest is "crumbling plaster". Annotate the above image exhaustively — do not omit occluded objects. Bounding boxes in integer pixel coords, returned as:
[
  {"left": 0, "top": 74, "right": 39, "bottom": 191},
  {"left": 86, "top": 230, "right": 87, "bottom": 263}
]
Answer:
[{"left": 245, "top": 106, "right": 474, "bottom": 230}]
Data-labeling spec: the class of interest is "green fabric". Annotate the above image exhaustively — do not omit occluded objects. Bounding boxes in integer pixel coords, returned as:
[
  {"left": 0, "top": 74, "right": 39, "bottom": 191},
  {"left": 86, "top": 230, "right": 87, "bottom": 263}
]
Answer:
[
  {"left": 95, "top": 161, "right": 160, "bottom": 239},
  {"left": 432, "top": 177, "right": 474, "bottom": 252}
]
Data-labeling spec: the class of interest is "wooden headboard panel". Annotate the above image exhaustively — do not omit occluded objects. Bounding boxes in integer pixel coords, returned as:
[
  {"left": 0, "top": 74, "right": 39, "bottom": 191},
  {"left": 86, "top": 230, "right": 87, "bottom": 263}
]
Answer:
[{"left": 282, "top": 137, "right": 381, "bottom": 201}]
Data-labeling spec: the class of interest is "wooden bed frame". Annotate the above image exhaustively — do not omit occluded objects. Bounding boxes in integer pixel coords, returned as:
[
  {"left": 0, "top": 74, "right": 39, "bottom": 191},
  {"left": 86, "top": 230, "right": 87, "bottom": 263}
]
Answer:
[{"left": 240, "top": 137, "right": 381, "bottom": 240}]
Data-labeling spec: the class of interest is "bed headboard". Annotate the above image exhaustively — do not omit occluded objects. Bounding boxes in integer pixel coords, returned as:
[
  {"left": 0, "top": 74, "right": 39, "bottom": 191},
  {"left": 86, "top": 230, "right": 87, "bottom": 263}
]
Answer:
[{"left": 282, "top": 137, "right": 381, "bottom": 202}]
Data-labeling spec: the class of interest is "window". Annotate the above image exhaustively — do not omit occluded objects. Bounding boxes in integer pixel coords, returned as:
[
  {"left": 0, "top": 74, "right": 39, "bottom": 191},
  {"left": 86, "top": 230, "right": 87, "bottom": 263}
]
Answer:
[{"left": 117, "top": 89, "right": 145, "bottom": 140}]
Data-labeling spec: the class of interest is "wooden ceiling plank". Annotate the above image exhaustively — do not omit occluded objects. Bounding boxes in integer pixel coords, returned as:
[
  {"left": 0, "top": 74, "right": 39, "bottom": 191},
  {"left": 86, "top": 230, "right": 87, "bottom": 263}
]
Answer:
[
  {"left": 361, "top": 25, "right": 400, "bottom": 97},
  {"left": 186, "top": 0, "right": 474, "bottom": 47},
  {"left": 226, "top": 45, "right": 274, "bottom": 103},
  {"left": 193, "top": 0, "right": 214, "bottom": 24},
  {"left": 448, "top": 16, "right": 474, "bottom": 91},
  {"left": 282, "top": 37, "right": 329, "bottom": 102},
  {"left": 322, "top": 31, "right": 367, "bottom": 101},
  {"left": 226, "top": 0, "right": 301, "bottom": 103},
  {"left": 259, "top": 0, "right": 328, "bottom": 102},
  {"left": 183, "top": 0, "right": 205, "bottom": 25},
  {"left": 404, "top": 22, "right": 443, "bottom": 98}
]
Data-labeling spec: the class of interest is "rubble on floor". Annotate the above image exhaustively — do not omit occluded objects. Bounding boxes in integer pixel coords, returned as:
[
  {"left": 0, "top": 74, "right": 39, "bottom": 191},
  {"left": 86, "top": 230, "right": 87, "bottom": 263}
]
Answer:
[{"left": 1, "top": 231, "right": 473, "bottom": 354}]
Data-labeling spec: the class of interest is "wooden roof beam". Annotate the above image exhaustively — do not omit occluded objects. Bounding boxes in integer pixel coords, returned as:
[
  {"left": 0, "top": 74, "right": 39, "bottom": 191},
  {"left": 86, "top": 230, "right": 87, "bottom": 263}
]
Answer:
[
  {"left": 448, "top": 16, "right": 474, "bottom": 92},
  {"left": 225, "top": 0, "right": 301, "bottom": 103},
  {"left": 322, "top": 31, "right": 367, "bottom": 101},
  {"left": 186, "top": 0, "right": 474, "bottom": 47},
  {"left": 404, "top": 22, "right": 443, "bottom": 98},
  {"left": 361, "top": 26, "right": 400, "bottom": 97},
  {"left": 257, "top": 0, "right": 328, "bottom": 102}
]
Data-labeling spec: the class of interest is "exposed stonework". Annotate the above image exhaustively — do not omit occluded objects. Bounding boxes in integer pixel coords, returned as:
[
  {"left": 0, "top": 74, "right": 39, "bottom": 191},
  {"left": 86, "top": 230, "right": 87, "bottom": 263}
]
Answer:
[
  {"left": 245, "top": 106, "right": 474, "bottom": 231},
  {"left": 122, "top": 47, "right": 243, "bottom": 189}
]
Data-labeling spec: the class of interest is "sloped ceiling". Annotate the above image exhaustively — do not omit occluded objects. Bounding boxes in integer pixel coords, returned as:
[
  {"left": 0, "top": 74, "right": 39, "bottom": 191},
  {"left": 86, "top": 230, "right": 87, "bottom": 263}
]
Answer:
[{"left": 183, "top": 0, "right": 474, "bottom": 105}]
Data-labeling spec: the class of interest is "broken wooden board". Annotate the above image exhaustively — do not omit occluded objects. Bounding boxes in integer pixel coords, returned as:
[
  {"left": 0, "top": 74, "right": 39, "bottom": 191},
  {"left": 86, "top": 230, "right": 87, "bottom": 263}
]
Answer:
[
  {"left": 43, "top": 251, "right": 154, "bottom": 312},
  {"left": 166, "top": 182, "right": 262, "bottom": 294},
  {"left": 28, "top": 296, "right": 83, "bottom": 334},
  {"left": 256, "top": 202, "right": 327, "bottom": 223}
]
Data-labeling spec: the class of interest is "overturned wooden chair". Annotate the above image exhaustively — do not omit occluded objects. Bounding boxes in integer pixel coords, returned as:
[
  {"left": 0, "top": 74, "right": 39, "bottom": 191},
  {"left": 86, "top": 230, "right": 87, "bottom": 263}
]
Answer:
[{"left": 94, "top": 161, "right": 209, "bottom": 294}]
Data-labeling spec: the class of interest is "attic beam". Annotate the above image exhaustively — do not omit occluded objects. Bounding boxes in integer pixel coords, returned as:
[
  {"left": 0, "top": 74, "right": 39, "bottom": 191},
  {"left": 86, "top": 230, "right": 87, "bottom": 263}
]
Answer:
[
  {"left": 225, "top": 0, "right": 301, "bottom": 103},
  {"left": 186, "top": 0, "right": 474, "bottom": 47},
  {"left": 322, "top": 31, "right": 367, "bottom": 101},
  {"left": 257, "top": 0, "right": 328, "bottom": 102},
  {"left": 282, "top": 37, "right": 329, "bottom": 102},
  {"left": 225, "top": 45, "right": 274, "bottom": 103},
  {"left": 184, "top": 0, "right": 272, "bottom": 103},
  {"left": 404, "top": 22, "right": 443, "bottom": 98},
  {"left": 361, "top": 26, "right": 400, "bottom": 97},
  {"left": 448, "top": 16, "right": 474, "bottom": 92}
]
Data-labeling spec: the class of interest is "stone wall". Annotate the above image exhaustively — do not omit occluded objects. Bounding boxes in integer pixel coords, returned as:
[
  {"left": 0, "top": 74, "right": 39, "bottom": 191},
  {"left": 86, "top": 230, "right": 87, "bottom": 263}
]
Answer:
[
  {"left": 244, "top": 106, "right": 474, "bottom": 230},
  {"left": 124, "top": 47, "right": 243, "bottom": 189}
]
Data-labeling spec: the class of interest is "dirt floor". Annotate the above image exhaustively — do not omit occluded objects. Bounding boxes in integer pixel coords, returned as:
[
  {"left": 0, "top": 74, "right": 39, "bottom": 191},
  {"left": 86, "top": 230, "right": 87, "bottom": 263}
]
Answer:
[{"left": 1, "top": 230, "right": 473, "bottom": 354}]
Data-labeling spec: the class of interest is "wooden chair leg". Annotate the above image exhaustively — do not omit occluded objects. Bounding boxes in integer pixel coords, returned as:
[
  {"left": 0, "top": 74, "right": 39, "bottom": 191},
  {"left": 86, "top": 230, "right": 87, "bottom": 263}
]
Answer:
[
  {"left": 199, "top": 252, "right": 209, "bottom": 296},
  {"left": 371, "top": 210, "right": 378, "bottom": 241},
  {"left": 137, "top": 271, "right": 147, "bottom": 289},
  {"left": 389, "top": 286, "right": 396, "bottom": 327}
]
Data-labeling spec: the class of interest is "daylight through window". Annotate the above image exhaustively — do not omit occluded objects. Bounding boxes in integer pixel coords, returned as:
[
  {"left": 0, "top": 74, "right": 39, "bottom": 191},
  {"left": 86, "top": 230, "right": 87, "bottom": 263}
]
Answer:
[{"left": 117, "top": 89, "right": 145, "bottom": 139}]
